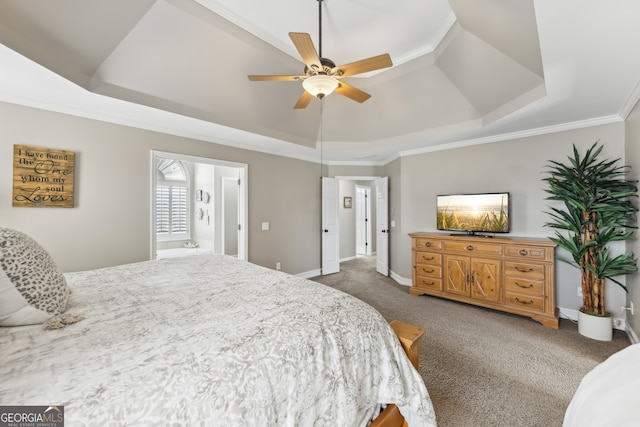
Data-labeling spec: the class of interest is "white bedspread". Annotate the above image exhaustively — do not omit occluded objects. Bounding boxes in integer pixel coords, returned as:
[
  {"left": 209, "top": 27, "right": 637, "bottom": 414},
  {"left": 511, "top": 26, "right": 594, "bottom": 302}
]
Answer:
[
  {"left": 0, "top": 254, "right": 436, "bottom": 426},
  {"left": 563, "top": 343, "right": 639, "bottom": 427}
]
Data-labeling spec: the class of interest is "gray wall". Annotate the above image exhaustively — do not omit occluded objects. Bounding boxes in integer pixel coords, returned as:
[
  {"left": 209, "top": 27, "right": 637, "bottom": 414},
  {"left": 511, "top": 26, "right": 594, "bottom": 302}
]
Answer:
[
  {"left": 0, "top": 101, "right": 321, "bottom": 274},
  {"left": 625, "top": 99, "right": 640, "bottom": 341}
]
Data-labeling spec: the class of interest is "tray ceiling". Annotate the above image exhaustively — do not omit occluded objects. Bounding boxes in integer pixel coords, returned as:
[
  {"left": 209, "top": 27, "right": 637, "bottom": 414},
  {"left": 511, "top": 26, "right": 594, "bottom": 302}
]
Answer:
[{"left": 0, "top": 0, "right": 639, "bottom": 163}]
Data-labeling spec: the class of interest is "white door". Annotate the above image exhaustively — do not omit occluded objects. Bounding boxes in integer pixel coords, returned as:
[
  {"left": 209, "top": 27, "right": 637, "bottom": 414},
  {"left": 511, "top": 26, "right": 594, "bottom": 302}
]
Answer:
[
  {"left": 222, "top": 177, "right": 239, "bottom": 257},
  {"left": 376, "top": 177, "right": 389, "bottom": 275},
  {"left": 321, "top": 177, "right": 340, "bottom": 275},
  {"left": 355, "top": 186, "right": 371, "bottom": 255}
]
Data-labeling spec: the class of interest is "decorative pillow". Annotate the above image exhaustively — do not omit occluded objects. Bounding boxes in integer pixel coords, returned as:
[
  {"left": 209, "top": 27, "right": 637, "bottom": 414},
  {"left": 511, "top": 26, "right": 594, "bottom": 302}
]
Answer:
[{"left": 0, "top": 228, "right": 71, "bottom": 327}]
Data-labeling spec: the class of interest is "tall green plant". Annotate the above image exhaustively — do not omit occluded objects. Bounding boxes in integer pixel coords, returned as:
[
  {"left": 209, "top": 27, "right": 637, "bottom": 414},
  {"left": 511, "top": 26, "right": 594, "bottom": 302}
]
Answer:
[{"left": 543, "top": 142, "right": 638, "bottom": 317}]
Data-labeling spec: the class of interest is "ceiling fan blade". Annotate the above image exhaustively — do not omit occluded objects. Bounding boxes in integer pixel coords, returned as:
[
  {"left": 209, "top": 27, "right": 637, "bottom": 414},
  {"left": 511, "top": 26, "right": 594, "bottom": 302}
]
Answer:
[
  {"left": 294, "top": 91, "right": 314, "bottom": 109},
  {"left": 289, "top": 32, "right": 321, "bottom": 70},
  {"left": 248, "top": 75, "right": 302, "bottom": 81},
  {"left": 335, "top": 81, "right": 371, "bottom": 103},
  {"left": 334, "top": 53, "right": 393, "bottom": 77}
]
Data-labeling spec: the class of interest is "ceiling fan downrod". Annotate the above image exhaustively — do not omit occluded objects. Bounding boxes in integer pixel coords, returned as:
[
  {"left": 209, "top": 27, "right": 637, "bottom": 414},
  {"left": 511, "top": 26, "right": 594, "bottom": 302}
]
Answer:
[{"left": 317, "top": 0, "right": 323, "bottom": 58}]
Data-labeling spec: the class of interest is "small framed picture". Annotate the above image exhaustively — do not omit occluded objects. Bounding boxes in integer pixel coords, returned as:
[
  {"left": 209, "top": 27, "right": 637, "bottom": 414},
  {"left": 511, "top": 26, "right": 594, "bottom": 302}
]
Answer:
[
  {"left": 196, "top": 190, "right": 203, "bottom": 201},
  {"left": 344, "top": 197, "right": 352, "bottom": 208}
]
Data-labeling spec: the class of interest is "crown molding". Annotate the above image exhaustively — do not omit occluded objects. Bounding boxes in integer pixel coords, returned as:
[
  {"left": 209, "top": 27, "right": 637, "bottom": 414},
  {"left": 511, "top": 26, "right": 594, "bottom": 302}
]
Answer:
[{"left": 398, "top": 115, "right": 624, "bottom": 158}]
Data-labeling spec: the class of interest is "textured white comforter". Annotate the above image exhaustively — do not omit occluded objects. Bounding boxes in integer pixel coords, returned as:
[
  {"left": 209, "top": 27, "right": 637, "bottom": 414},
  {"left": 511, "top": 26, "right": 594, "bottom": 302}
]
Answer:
[
  {"left": 1, "top": 254, "right": 436, "bottom": 426},
  {"left": 563, "top": 343, "right": 638, "bottom": 427}
]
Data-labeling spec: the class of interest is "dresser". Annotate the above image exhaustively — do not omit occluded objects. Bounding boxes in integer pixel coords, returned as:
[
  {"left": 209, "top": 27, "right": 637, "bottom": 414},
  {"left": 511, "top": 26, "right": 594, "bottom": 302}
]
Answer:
[{"left": 409, "top": 232, "right": 558, "bottom": 328}]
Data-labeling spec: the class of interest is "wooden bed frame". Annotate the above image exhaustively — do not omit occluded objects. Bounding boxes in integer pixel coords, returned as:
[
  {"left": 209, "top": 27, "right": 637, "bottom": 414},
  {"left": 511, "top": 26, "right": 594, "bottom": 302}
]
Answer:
[{"left": 371, "top": 320, "right": 426, "bottom": 427}]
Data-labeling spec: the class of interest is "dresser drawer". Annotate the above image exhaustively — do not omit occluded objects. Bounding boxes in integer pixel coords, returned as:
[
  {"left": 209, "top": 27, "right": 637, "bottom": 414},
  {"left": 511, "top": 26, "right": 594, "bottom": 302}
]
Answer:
[
  {"left": 504, "top": 261, "right": 545, "bottom": 280},
  {"left": 414, "top": 238, "right": 443, "bottom": 251},
  {"left": 415, "top": 264, "right": 442, "bottom": 278},
  {"left": 414, "top": 276, "right": 443, "bottom": 291},
  {"left": 505, "top": 293, "right": 544, "bottom": 312},
  {"left": 442, "top": 240, "right": 503, "bottom": 256},
  {"left": 505, "top": 277, "right": 544, "bottom": 296},
  {"left": 505, "top": 245, "right": 552, "bottom": 262},
  {"left": 414, "top": 251, "right": 442, "bottom": 266}
]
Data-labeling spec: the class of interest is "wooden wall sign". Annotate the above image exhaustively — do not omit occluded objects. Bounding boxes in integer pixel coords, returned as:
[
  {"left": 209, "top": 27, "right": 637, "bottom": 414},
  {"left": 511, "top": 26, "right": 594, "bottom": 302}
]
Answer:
[{"left": 13, "top": 145, "right": 75, "bottom": 208}]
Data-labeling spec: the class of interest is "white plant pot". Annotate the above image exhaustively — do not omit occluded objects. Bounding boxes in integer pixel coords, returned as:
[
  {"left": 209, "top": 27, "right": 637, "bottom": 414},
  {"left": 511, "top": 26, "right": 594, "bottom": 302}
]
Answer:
[{"left": 578, "top": 310, "right": 613, "bottom": 341}]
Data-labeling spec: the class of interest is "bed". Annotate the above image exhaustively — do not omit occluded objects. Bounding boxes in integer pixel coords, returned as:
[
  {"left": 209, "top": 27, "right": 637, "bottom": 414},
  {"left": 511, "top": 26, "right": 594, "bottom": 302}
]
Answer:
[
  {"left": 0, "top": 231, "right": 436, "bottom": 426},
  {"left": 563, "top": 343, "right": 639, "bottom": 426}
]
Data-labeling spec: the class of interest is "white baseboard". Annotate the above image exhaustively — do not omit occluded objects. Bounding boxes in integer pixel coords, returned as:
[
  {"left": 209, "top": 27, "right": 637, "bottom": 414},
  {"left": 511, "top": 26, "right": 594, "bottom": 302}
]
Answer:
[
  {"left": 297, "top": 269, "right": 321, "bottom": 279},
  {"left": 390, "top": 270, "right": 411, "bottom": 286}
]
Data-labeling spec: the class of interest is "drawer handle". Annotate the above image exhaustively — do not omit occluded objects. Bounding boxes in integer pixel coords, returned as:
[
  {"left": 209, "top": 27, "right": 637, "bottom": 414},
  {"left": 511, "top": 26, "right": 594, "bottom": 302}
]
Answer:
[
  {"left": 515, "top": 282, "right": 534, "bottom": 289},
  {"left": 515, "top": 297, "right": 534, "bottom": 305},
  {"left": 422, "top": 268, "right": 435, "bottom": 273},
  {"left": 422, "top": 280, "right": 436, "bottom": 286},
  {"left": 519, "top": 249, "right": 529, "bottom": 256},
  {"left": 425, "top": 242, "right": 432, "bottom": 247},
  {"left": 422, "top": 256, "right": 434, "bottom": 261},
  {"left": 466, "top": 245, "right": 474, "bottom": 251},
  {"left": 514, "top": 266, "right": 534, "bottom": 273}
]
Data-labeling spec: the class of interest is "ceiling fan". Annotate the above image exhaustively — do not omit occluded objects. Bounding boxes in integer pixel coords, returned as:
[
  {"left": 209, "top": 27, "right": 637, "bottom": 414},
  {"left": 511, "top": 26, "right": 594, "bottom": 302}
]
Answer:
[{"left": 247, "top": 0, "right": 393, "bottom": 109}]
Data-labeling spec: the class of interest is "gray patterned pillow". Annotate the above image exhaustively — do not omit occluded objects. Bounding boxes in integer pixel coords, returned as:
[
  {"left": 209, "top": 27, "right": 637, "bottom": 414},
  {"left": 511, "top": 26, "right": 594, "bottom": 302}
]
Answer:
[{"left": 0, "top": 228, "right": 70, "bottom": 326}]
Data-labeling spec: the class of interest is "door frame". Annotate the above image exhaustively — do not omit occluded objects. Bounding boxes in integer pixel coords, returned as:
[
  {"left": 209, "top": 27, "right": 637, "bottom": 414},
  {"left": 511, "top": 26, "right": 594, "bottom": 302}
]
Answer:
[
  {"left": 333, "top": 176, "right": 388, "bottom": 273},
  {"left": 150, "top": 150, "right": 248, "bottom": 261}
]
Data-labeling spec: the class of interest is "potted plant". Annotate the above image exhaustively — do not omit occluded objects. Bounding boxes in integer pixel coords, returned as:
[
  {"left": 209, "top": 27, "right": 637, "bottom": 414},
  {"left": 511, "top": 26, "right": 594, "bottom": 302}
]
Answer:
[{"left": 543, "top": 142, "right": 638, "bottom": 340}]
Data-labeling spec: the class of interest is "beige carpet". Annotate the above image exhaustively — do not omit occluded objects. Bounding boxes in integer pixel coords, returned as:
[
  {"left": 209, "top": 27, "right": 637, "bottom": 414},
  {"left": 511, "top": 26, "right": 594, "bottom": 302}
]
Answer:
[{"left": 311, "top": 256, "right": 630, "bottom": 427}]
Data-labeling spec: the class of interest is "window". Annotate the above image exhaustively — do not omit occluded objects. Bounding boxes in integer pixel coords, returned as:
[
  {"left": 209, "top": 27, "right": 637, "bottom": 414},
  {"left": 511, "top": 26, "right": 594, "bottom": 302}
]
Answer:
[{"left": 156, "top": 158, "right": 189, "bottom": 239}]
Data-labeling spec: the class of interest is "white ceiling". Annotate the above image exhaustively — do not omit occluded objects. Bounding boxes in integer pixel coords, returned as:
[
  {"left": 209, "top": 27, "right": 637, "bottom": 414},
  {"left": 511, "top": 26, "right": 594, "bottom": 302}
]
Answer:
[{"left": 0, "top": 0, "right": 639, "bottom": 164}]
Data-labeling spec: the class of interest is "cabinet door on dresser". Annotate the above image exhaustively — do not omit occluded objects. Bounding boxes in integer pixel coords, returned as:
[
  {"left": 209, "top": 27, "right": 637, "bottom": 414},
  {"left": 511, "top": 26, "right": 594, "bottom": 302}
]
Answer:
[
  {"left": 445, "top": 255, "right": 501, "bottom": 302},
  {"left": 470, "top": 258, "right": 502, "bottom": 303},
  {"left": 444, "top": 255, "right": 470, "bottom": 296}
]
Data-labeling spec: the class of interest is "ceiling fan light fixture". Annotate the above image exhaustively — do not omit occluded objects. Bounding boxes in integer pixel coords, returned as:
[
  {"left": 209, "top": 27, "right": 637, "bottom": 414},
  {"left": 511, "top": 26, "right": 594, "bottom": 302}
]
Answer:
[{"left": 303, "top": 74, "right": 339, "bottom": 99}]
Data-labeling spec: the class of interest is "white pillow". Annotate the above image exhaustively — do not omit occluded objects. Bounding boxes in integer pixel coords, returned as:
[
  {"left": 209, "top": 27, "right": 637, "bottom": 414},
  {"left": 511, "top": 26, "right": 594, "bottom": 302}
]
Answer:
[{"left": 0, "top": 228, "right": 70, "bottom": 326}]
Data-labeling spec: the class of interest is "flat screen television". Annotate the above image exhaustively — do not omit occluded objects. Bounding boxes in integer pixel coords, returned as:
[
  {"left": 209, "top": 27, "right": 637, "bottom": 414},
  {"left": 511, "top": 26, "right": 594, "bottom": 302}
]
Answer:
[{"left": 436, "top": 192, "right": 510, "bottom": 235}]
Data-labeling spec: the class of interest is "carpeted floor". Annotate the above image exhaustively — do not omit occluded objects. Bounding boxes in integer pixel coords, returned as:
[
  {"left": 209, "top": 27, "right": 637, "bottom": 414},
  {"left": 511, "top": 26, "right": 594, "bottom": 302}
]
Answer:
[{"left": 311, "top": 256, "right": 630, "bottom": 427}]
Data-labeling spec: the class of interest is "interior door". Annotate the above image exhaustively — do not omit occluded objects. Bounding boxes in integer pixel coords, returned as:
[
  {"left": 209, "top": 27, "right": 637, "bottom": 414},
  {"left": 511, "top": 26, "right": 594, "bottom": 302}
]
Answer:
[
  {"left": 321, "top": 177, "right": 340, "bottom": 275},
  {"left": 222, "top": 177, "right": 239, "bottom": 257},
  {"left": 355, "top": 186, "right": 368, "bottom": 255},
  {"left": 375, "top": 177, "right": 389, "bottom": 275}
]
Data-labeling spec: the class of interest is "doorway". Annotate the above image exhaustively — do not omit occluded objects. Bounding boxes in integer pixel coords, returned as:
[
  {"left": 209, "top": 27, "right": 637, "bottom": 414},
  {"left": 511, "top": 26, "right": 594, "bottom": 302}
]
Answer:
[
  {"left": 322, "top": 176, "right": 388, "bottom": 276},
  {"left": 150, "top": 150, "right": 248, "bottom": 261}
]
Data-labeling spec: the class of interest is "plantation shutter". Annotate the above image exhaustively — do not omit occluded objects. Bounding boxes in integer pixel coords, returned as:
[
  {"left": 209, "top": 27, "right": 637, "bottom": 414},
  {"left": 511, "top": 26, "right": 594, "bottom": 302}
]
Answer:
[
  {"left": 170, "top": 186, "right": 188, "bottom": 233},
  {"left": 156, "top": 185, "right": 171, "bottom": 233},
  {"left": 156, "top": 157, "right": 190, "bottom": 238}
]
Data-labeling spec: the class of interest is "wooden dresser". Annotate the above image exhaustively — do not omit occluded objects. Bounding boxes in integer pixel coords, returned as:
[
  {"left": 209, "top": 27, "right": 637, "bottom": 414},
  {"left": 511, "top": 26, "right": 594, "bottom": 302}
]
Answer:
[{"left": 409, "top": 232, "right": 558, "bottom": 328}]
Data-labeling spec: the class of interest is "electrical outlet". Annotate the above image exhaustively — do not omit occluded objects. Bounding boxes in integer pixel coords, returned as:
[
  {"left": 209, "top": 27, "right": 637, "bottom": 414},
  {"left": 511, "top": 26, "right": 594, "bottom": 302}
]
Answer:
[
  {"left": 632, "top": 302, "right": 635, "bottom": 315},
  {"left": 276, "top": 262, "right": 281, "bottom": 271},
  {"left": 577, "top": 286, "right": 582, "bottom": 298}
]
